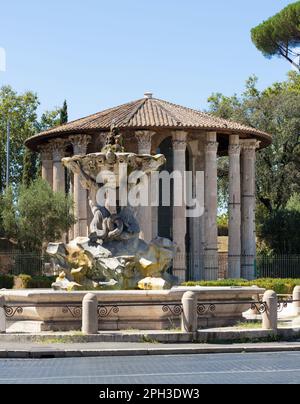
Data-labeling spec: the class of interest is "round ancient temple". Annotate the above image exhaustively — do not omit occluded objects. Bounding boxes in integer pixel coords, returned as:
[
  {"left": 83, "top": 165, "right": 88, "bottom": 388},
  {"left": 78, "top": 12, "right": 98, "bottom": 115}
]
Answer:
[{"left": 25, "top": 93, "right": 272, "bottom": 282}]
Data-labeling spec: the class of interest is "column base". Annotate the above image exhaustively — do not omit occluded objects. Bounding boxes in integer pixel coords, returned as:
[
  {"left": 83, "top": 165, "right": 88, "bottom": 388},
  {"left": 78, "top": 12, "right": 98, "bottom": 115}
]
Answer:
[
  {"left": 228, "top": 255, "right": 241, "bottom": 279},
  {"left": 204, "top": 250, "right": 218, "bottom": 281},
  {"left": 241, "top": 256, "right": 256, "bottom": 280},
  {"left": 188, "top": 255, "right": 204, "bottom": 281}
]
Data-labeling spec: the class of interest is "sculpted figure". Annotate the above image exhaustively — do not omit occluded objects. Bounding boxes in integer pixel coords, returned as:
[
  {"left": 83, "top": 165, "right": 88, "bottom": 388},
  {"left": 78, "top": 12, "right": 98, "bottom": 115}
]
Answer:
[
  {"left": 89, "top": 200, "right": 110, "bottom": 242},
  {"left": 102, "top": 124, "right": 124, "bottom": 153}
]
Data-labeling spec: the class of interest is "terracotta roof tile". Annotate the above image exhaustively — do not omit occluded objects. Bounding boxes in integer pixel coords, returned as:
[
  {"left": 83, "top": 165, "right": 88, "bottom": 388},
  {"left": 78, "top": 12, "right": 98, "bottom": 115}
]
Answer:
[{"left": 25, "top": 96, "right": 272, "bottom": 149}]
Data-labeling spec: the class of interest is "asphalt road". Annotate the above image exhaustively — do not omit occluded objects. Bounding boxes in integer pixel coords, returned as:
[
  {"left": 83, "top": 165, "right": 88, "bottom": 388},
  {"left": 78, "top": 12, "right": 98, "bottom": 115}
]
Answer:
[{"left": 0, "top": 352, "right": 300, "bottom": 384}]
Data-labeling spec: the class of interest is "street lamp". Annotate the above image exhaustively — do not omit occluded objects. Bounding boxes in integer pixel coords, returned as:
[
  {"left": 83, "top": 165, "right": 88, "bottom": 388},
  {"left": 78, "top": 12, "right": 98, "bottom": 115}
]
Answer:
[{"left": 6, "top": 119, "right": 10, "bottom": 188}]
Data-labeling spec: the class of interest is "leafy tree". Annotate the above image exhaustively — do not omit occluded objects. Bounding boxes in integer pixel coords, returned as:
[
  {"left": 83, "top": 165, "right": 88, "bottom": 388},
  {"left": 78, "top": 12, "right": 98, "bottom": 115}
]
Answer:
[
  {"left": 38, "top": 108, "right": 61, "bottom": 132},
  {"left": 60, "top": 100, "right": 68, "bottom": 124},
  {"left": 0, "top": 86, "right": 39, "bottom": 192},
  {"left": 208, "top": 74, "right": 300, "bottom": 215},
  {"left": 251, "top": 1, "right": 300, "bottom": 71},
  {"left": 0, "top": 86, "right": 63, "bottom": 193},
  {"left": 286, "top": 192, "right": 300, "bottom": 212},
  {"left": 22, "top": 148, "right": 38, "bottom": 188},
  {"left": 258, "top": 209, "right": 300, "bottom": 254},
  {"left": 1, "top": 186, "right": 17, "bottom": 240},
  {"left": 1, "top": 178, "right": 75, "bottom": 251}
]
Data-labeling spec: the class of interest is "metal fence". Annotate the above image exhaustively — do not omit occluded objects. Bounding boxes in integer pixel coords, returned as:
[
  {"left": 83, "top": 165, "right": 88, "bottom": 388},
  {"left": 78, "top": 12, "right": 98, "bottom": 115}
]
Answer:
[
  {"left": 0, "top": 251, "right": 45, "bottom": 276},
  {"left": 1, "top": 250, "right": 300, "bottom": 280},
  {"left": 186, "top": 253, "right": 300, "bottom": 280},
  {"left": 256, "top": 255, "right": 300, "bottom": 279}
]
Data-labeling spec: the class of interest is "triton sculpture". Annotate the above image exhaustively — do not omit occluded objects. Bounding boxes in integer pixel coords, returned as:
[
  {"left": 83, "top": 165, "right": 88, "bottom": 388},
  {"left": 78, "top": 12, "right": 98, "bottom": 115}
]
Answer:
[{"left": 47, "top": 126, "right": 177, "bottom": 291}]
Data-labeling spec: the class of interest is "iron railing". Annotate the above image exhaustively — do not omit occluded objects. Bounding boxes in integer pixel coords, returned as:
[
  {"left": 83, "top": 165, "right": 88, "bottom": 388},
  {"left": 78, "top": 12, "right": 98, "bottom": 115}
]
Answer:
[
  {"left": 0, "top": 251, "right": 47, "bottom": 276},
  {"left": 1, "top": 250, "right": 300, "bottom": 280},
  {"left": 186, "top": 253, "right": 300, "bottom": 280}
]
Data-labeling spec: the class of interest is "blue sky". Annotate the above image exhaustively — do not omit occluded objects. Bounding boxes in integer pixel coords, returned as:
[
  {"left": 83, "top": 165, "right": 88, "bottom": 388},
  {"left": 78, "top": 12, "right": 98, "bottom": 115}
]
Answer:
[{"left": 0, "top": 0, "right": 295, "bottom": 120}]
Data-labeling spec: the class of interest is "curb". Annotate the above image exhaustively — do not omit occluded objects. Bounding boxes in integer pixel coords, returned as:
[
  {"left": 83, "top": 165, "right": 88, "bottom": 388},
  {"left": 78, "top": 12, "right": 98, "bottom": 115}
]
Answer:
[{"left": 1, "top": 344, "right": 300, "bottom": 358}]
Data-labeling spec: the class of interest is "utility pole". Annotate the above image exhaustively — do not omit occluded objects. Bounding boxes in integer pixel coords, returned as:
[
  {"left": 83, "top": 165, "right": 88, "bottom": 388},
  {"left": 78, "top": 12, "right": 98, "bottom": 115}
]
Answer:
[{"left": 6, "top": 120, "right": 10, "bottom": 188}]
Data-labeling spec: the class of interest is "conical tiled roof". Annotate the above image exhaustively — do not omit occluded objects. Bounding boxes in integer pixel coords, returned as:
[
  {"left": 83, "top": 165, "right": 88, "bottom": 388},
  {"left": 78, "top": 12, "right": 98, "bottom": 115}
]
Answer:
[{"left": 25, "top": 94, "right": 272, "bottom": 150}]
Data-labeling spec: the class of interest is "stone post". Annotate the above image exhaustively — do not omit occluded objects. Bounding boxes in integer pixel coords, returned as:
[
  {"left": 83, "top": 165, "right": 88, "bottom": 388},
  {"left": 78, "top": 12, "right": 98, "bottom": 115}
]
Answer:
[
  {"left": 82, "top": 293, "right": 98, "bottom": 335},
  {"left": 135, "top": 131, "right": 155, "bottom": 243},
  {"left": 204, "top": 132, "right": 218, "bottom": 280},
  {"left": 293, "top": 286, "right": 300, "bottom": 315},
  {"left": 181, "top": 291, "right": 197, "bottom": 337},
  {"left": 241, "top": 140, "right": 259, "bottom": 280},
  {"left": 0, "top": 295, "right": 6, "bottom": 334},
  {"left": 262, "top": 290, "right": 278, "bottom": 331},
  {"left": 228, "top": 135, "right": 241, "bottom": 279},
  {"left": 51, "top": 139, "right": 66, "bottom": 193},
  {"left": 70, "top": 135, "right": 91, "bottom": 238},
  {"left": 39, "top": 144, "right": 53, "bottom": 188},
  {"left": 172, "top": 131, "right": 188, "bottom": 282}
]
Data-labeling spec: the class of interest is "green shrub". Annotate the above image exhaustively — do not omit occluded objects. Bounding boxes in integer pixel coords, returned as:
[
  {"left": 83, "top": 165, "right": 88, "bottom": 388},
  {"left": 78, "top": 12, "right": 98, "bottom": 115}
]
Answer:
[
  {"left": 14, "top": 274, "right": 55, "bottom": 289},
  {"left": 28, "top": 276, "right": 55, "bottom": 288},
  {"left": 0, "top": 274, "right": 14, "bottom": 289},
  {"left": 217, "top": 214, "right": 228, "bottom": 236},
  {"left": 182, "top": 278, "right": 300, "bottom": 294}
]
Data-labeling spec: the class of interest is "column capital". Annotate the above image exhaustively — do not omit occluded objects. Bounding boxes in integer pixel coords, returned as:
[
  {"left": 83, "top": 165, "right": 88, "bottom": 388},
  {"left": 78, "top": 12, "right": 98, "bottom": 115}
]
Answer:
[
  {"left": 38, "top": 143, "right": 53, "bottom": 160},
  {"left": 205, "top": 140, "right": 219, "bottom": 154},
  {"left": 240, "top": 139, "right": 260, "bottom": 153},
  {"left": 135, "top": 130, "right": 155, "bottom": 153},
  {"left": 205, "top": 132, "right": 218, "bottom": 154},
  {"left": 69, "top": 134, "right": 92, "bottom": 155},
  {"left": 172, "top": 131, "right": 188, "bottom": 151},
  {"left": 228, "top": 144, "right": 241, "bottom": 156},
  {"left": 49, "top": 139, "right": 68, "bottom": 161}
]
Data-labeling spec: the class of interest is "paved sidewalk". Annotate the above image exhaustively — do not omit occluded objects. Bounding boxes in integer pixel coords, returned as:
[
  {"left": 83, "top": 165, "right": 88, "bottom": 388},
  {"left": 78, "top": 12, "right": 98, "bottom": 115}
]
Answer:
[{"left": 1, "top": 340, "right": 300, "bottom": 358}]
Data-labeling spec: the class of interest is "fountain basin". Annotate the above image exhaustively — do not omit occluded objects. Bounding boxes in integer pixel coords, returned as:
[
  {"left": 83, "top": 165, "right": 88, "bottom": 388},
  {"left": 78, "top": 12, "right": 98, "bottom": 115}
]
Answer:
[{"left": 1, "top": 287, "right": 264, "bottom": 332}]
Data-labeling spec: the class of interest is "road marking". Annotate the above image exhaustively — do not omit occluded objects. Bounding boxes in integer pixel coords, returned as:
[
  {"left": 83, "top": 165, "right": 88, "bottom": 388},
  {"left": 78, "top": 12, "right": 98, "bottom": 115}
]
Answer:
[{"left": 1, "top": 368, "right": 300, "bottom": 382}]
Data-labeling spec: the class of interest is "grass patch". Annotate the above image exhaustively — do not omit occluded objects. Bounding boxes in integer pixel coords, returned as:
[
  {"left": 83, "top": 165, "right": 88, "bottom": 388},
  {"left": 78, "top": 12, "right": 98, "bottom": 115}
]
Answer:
[
  {"left": 234, "top": 321, "right": 262, "bottom": 329},
  {"left": 34, "top": 332, "right": 85, "bottom": 344},
  {"left": 141, "top": 335, "right": 159, "bottom": 344}
]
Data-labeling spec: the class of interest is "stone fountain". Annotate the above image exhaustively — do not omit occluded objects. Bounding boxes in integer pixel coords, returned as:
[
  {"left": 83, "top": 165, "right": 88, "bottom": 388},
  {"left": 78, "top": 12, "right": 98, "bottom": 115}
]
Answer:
[
  {"left": 47, "top": 127, "right": 178, "bottom": 291},
  {"left": 1, "top": 128, "right": 266, "bottom": 333}
]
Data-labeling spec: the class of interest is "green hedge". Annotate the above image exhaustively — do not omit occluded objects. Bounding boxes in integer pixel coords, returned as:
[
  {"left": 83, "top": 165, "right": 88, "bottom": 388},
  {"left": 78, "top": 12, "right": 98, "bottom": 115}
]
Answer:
[
  {"left": 15, "top": 274, "right": 55, "bottom": 289},
  {"left": 183, "top": 278, "right": 300, "bottom": 295},
  {"left": 0, "top": 274, "right": 14, "bottom": 289}
]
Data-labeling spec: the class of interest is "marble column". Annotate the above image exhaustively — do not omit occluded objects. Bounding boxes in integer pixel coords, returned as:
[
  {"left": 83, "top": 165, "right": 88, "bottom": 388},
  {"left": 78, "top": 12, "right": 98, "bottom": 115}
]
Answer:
[
  {"left": 39, "top": 144, "right": 53, "bottom": 188},
  {"left": 204, "top": 132, "right": 218, "bottom": 281},
  {"left": 240, "top": 139, "right": 259, "bottom": 280},
  {"left": 135, "top": 130, "right": 155, "bottom": 243},
  {"left": 228, "top": 135, "right": 241, "bottom": 278},
  {"left": 51, "top": 139, "right": 66, "bottom": 193},
  {"left": 70, "top": 135, "right": 91, "bottom": 238},
  {"left": 189, "top": 139, "right": 205, "bottom": 281},
  {"left": 68, "top": 173, "right": 75, "bottom": 241},
  {"left": 172, "top": 131, "right": 188, "bottom": 282}
]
